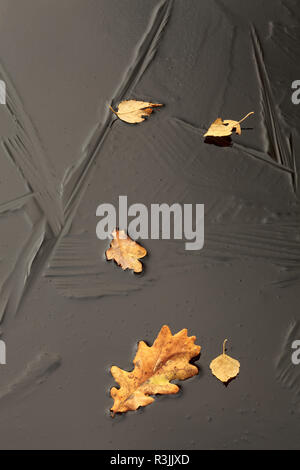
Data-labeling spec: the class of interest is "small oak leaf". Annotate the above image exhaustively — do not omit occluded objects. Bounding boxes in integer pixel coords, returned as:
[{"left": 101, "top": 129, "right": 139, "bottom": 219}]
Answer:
[
  {"left": 204, "top": 112, "right": 254, "bottom": 137},
  {"left": 110, "top": 325, "right": 201, "bottom": 415},
  {"left": 109, "top": 100, "right": 163, "bottom": 124},
  {"left": 210, "top": 339, "right": 240, "bottom": 384},
  {"left": 106, "top": 229, "right": 147, "bottom": 273}
]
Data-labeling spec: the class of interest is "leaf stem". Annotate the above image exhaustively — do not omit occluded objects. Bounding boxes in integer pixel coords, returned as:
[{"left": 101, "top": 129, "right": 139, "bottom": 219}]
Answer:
[
  {"left": 238, "top": 111, "right": 254, "bottom": 124},
  {"left": 223, "top": 339, "right": 228, "bottom": 355},
  {"left": 109, "top": 105, "right": 118, "bottom": 116}
]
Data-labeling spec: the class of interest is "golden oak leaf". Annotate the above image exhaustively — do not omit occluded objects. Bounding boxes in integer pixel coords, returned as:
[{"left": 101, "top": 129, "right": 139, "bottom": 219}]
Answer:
[
  {"left": 106, "top": 229, "right": 147, "bottom": 273},
  {"left": 110, "top": 325, "right": 201, "bottom": 415},
  {"left": 204, "top": 112, "right": 254, "bottom": 137},
  {"left": 210, "top": 339, "right": 240, "bottom": 383},
  {"left": 109, "top": 100, "right": 163, "bottom": 124}
]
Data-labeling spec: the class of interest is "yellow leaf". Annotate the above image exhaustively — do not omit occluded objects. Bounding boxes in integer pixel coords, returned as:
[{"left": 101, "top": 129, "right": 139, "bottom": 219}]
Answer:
[
  {"left": 110, "top": 325, "right": 201, "bottom": 415},
  {"left": 109, "top": 100, "right": 163, "bottom": 124},
  {"left": 106, "top": 229, "right": 147, "bottom": 273},
  {"left": 210, "top": 339, "right": 240, "bottom": 383},
  {"left": 204, "top": 112, "right": 254, "bottom": 137}
]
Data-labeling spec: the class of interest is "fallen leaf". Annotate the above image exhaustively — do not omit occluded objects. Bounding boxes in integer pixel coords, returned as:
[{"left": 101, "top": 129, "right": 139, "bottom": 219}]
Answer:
[
  {"left": 106, "top": 229, "right": 147, "bottom": 273},
  {"left": 204, "top": 112, "right": 254, "bottom": 137},
  {"left": 110, "top": 325, "right": 201, "bottom": 415},
  {"left": 109, "top": 100, "right": 163, "bottom": 124},
  {"left": 210, "top": 339, "right": 240, "bottom": 383}
]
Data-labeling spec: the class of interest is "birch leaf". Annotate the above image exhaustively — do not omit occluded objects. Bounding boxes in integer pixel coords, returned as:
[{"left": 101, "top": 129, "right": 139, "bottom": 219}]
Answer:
[
  {"left": 204, "top": 112, "right": 254, "bottom": 137},
  {"left": 109, "top": 100, "right": 163, "bottom": 124},
  {"left": 210, "top": 339, "right": 240, "bottom": 383},
  {"left": 106, "top": 229, "right": 147, "bottom": 273},
  {"left": 110, "top": 325, "right": 201, "bottom": 415}
]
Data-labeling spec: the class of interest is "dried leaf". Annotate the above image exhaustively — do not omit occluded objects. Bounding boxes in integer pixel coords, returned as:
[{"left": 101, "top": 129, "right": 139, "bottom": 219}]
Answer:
[
  {"left": 110, "top": 325, "right": 201, "bottom": 415},
  {"left": 210, "top": 339, "right": 240, "bottom": 383},
  {"left": 106, "top": 229, "right": 147, "bottom": 273},
  {"left": 109, "top": 100, "right": 163, "bottom": 124},
  {"left": 204, "top": 112, "right": 254, "bottom": 137}
]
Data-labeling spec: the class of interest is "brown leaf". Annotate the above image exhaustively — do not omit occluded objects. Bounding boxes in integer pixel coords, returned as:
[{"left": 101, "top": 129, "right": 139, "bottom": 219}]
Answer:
[
  {"left": 110, "top": 325, "right": 201, "bottom": 415},
  {"left": 106, "top": 229, "right": 147, "bottom": 273},
  {"left": 109, "top": 100, "right": 163, "bottom": 124},
  {"left": 210, "top": 339, "right": 240, "bottom": 383},
  {"left": 204, "top": 112, "right": 254, "bottom": 137}
]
